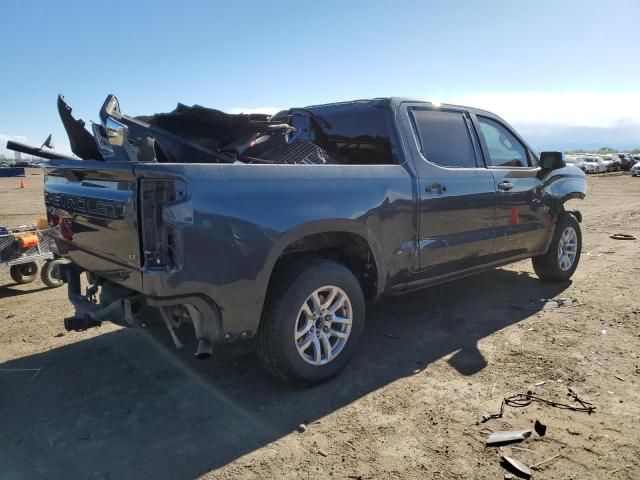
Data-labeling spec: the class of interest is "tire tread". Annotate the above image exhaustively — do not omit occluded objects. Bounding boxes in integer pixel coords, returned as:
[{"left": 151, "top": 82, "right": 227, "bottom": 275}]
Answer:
[
  {"left": 257, "top": 257, "right": 363, "bottom": 384},
  {"left": 257, "top": 257, "right": 329, "bottom": 383}
]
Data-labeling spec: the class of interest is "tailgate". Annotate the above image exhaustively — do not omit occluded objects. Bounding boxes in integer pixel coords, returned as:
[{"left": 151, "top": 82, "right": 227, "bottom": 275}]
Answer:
[{"left": 44, "top": 160, "right": 142, "bottom": 275}]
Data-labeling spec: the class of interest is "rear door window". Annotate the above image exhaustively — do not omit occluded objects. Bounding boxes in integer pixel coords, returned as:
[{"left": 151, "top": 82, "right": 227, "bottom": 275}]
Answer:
[
  {"left": 410, "top": 109, "right": 478, "bottom": 168},
  {"left": 477, "top": 116, "right": 529, "bottom": 167}
]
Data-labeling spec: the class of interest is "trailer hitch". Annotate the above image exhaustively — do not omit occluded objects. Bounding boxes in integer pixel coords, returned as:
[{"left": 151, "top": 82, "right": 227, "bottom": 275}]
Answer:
[{"left": 61, "top": 263, "right": 144, "bottom": 331}]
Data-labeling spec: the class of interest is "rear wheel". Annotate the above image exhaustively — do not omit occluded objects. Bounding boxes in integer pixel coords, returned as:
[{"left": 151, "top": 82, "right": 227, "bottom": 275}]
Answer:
[
  {"left": 9, "top": 262, "right": 38, "bottom": 284},
  {"left": 532, "top": 214, "right": 581, "bottom": 282},
  {"left": 40, "top": 259, "right": 65, "bottom": 288},
  {"left": 257, "top": 258, "right": 365, "bottom": 385}
]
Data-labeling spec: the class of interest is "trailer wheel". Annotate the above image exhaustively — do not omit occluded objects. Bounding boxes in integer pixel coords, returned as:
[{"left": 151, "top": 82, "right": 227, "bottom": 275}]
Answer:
[
  {"left": 41, "top": 259, "right": 65, "bottom": 288},
  {"left": 9, "top": 262, "right": 38, "bottom": 284}
]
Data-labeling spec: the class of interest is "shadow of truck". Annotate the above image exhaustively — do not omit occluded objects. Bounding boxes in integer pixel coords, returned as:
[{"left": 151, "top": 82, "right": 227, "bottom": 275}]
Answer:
[{"left": 0, "top": 267, "right": 569, "bottom": 479}]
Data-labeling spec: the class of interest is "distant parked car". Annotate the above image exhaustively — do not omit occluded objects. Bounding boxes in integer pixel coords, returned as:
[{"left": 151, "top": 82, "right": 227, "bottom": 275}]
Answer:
[
  {"left": 582, "top": 156, "right": 607, "bottom": 173},
  {"left": 565, "top": 156, "right": 585, "bottom": 171},
  {"left": 615, "top": 153, "right": 633, "bottom": 170},
  {"left": 631, "top": 161, "right": 640, "bottom": 176},
  {"left": 600, "top": 155, "right": 617, "bottom": 172}
]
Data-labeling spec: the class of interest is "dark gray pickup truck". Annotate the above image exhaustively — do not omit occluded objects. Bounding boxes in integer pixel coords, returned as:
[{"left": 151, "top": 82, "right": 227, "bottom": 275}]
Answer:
[{"left": 8, "top": 95, "right": 586, "bottom": 384}]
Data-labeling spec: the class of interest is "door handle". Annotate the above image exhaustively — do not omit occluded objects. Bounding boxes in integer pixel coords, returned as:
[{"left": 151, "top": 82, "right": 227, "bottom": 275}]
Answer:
[
  {"left": 498, "top": 181, "right": 514, "bottom": 191},
  {"left": 425, "top": 182, "right": 446, "bottom": 194}
]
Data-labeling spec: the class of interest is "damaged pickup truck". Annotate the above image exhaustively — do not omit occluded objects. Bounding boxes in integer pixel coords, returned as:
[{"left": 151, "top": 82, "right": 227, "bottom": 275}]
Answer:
[{"left": 7, "top": 95, "right": 586, "bottom": 384}]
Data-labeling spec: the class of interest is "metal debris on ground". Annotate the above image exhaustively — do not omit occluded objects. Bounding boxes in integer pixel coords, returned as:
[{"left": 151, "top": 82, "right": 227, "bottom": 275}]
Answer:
[
  {"left": 481, "top": 387, "right": 596, "bottom": 423},
  {"left": 511, "top": 446, "right": 539, "bottom": 455},
  {"left": 610, "top": 464, "right": 633, "bottom": 475},
  {"left": 501, "top": 455, "right": 532, "bottom": 478},
  {"left": 511, "top": 297, "right": 581, "bottom": 311},
  {"left": 534, "top": 419, "right": 547, "bottom": 437},
  {"left": 486, "top": 429, "right": 532, "bottom": 446},
  {"left": 610, "top": 233, "right": 636, "bottom": 240},
  {"left": 531, "top": 453, "right": 562, "bottom": 470}
]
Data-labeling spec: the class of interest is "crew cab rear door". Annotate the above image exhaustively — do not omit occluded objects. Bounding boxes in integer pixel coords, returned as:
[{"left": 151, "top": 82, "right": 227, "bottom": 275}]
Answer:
[
  {"left": 400, "top": 103, "right": 497, "bottom": 277},
  {"left": 471, "top": 114, "right": 549, "bottom": 257}
]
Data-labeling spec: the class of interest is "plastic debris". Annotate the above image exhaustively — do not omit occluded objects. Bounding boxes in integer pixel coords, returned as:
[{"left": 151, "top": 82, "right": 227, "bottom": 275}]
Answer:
[
  {"left": 501, "top": 455, "right": 532, "bottom": 478},
  {"left": 534, "top": 419, "right": 547, "bottom": 437},
  {"left": 486, "top": 429, "right": 532, "bottom": 446}
]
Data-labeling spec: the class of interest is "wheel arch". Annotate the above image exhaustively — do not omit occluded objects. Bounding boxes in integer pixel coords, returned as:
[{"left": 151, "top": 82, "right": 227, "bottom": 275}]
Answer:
[{"left": 263, "top": 220, "right": 384, "bottom": 302}]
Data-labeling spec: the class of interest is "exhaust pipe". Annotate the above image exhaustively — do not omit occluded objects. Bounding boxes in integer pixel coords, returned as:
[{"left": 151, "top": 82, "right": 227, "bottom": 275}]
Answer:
[
  {"left": 195, "top": 338, "right": 213, "bottom": 359},
  {"left": 64, "top": 315, "right": 101, "bottom": 332}
]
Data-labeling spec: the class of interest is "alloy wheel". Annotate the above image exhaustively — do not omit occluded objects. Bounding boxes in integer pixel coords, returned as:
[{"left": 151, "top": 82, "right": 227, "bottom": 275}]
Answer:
[
  {"left": 294, "top": 285, "right": 353, "bottom": 365},
  {"left": 557, "top": 226, "right": 578, "bottom": 271}
]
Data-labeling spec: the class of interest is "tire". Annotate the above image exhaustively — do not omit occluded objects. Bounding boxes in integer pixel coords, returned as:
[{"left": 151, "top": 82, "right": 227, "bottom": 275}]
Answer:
[
  {"left": 532, "top": 214, "right": 582, "bottom": 282},
  {"left": 257, "top": 257, "right": 365, "bottom": 385},
  {"left": 9, "top": 262, "right": 38, "bottom": 284},
  {"left": 40, "top": 259, "right": 65, "bottom": 288}
]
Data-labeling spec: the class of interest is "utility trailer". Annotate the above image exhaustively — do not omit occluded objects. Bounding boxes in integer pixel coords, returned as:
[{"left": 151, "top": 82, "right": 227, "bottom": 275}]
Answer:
[{"left": 0, "top": 225, "right": 64, "bottom": 287}]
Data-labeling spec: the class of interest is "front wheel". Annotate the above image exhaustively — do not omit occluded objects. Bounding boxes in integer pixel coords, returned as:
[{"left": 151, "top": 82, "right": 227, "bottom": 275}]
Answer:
[
  {"left": 532, "top": 214, "right": 582, "bottom": 282},
  {"left": 9, "top": 262, "right": 38, "bottom": 284},
  {"left": 257, "top": 258, "right": 365, "bottom": 385}
]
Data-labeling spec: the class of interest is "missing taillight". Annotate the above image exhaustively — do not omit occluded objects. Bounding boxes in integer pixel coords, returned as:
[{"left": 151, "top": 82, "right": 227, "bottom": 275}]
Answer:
[{"left": 140, "top": 179, "right": 185, "bottom": 270}]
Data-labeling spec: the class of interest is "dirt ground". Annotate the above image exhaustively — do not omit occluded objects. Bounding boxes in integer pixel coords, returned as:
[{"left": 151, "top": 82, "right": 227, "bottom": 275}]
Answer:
[{"left": 0, "top": 169, "right": 638, "bottom": 480}]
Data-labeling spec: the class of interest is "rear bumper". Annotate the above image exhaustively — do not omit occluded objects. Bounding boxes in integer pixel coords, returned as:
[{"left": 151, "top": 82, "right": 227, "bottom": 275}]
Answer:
[
  {"left": 54, "top": 228, "right": 266, "bottom": 342},
  {"left": 60, "top": 262, "right": 225, "bottom": 348}
]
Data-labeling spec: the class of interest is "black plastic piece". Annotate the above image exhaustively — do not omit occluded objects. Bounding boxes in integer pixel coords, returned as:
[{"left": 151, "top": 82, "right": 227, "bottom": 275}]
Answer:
[{"left": 57, "top": 95, "right": 103, "bottom": 160}]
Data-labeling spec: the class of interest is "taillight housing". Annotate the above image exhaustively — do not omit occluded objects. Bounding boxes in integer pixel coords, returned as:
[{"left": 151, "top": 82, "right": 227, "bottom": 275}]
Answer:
[{"left": 139, "top": 179, "right": 186, "bottom": 271}]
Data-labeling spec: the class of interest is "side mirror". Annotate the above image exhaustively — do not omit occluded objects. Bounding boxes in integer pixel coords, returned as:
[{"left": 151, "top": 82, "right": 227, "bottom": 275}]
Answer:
[{"left": 540, "top": 151, "right": 566, "bottom": 171}]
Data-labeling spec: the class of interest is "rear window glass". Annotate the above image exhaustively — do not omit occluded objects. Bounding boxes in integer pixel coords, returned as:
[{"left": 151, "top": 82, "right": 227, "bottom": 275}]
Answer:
[
  {"left": 308, "top": 103, "right": 399, "bottom": 165},
  {"left": 410, "top": 109, "right": 477, "bottom": 168}
]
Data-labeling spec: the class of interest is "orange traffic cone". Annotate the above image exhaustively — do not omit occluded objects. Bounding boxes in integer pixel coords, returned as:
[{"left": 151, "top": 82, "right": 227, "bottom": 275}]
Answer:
[{"left": 19, "top": 180, "right": 25, "bottom": 189}]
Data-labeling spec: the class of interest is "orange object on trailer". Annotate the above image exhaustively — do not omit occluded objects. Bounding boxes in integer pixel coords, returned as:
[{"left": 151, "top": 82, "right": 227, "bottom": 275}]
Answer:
[{"left": 17, "top": 233, "right": 39, "bottom": 249}]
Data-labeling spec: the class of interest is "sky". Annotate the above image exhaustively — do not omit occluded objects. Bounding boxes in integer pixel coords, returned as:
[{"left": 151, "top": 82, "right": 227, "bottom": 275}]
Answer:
[{"left": 1, "top": 0, "right": 639, "bottom": 155}]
